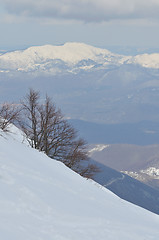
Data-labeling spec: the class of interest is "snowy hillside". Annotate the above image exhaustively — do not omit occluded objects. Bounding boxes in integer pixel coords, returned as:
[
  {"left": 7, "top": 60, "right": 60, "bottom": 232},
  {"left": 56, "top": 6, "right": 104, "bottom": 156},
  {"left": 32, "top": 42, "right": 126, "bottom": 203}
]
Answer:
[
  {"left": 0, "top": 125, "right": 159, "bottom": 240},
  {"left": 1, "top": 42, "right": 159, "bottom": 74}
]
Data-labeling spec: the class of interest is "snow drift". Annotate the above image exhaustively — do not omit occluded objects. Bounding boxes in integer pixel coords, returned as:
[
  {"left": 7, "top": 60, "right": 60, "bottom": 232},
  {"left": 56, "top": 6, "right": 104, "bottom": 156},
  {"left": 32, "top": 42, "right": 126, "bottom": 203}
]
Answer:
[{"left": 0, "top": 125, "right": 159, "bottom": 240}]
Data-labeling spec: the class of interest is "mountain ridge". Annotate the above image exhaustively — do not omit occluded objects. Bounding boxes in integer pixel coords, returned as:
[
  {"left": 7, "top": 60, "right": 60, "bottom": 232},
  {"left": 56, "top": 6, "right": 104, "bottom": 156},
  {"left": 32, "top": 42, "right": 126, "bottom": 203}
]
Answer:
[{"left": 1, "top": 42, "right": 159, "bottom": 74}]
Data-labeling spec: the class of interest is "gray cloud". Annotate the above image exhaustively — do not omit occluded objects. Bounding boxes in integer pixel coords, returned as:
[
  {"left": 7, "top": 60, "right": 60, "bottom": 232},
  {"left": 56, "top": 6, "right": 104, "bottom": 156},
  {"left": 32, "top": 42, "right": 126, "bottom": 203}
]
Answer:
[{"left": 1, "top": 0, "right": 159, "bottom": 23}]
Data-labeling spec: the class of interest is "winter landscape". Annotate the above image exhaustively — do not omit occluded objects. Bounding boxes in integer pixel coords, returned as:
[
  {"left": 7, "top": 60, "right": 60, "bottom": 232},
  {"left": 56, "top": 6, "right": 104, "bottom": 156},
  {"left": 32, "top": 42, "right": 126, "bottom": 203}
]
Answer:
[{"left": 1, "top": 0, "right": 159, "bottom": 239}]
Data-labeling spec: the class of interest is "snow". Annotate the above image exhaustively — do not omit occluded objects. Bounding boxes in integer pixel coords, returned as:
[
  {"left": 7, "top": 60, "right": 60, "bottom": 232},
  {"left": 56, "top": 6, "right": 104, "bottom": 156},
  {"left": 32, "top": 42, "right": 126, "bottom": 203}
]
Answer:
[
  {"left": 0, "top": 42, "right": 159, "bottom": 74},
  {"left": 89, "top": 144, "right": 110, "bottom": 155},
  {"left": 0, "top": 125, "right": 159, "bottom": 239},
  {"left": 141, "top": 167, "right": 159, "bottom": 179},
  {"left": 0, "top": 42, "right": 127, "bottom": 73},
  {"left": 127, "top": 53, "right": 159, "bottom": 69},
  {"left": 124, "top": 167, "right": 159, "bottom": 180},
  {"left": 0, "top": 42, "right": 114, "bottom": 70}
]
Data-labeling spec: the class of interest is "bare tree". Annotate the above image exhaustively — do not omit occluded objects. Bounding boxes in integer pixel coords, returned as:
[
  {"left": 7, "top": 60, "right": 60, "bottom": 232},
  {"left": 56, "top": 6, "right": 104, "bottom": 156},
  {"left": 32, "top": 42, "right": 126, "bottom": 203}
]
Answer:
[
  {"left": 20, "top": 89, "right": 40, "bottom": 148},
  {"left": 0, "top": 103, "right": 20, "bottom": 132},
  {"left": 20, "top": 89, "right": 99, "bottom": 178}
]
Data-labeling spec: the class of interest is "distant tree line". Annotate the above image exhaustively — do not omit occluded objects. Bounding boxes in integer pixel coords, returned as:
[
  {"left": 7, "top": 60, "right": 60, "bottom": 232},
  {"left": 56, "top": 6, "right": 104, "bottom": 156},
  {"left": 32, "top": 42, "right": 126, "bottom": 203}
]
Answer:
[{"left": 0, "top": 89, "right": 99, "bottom": 178}]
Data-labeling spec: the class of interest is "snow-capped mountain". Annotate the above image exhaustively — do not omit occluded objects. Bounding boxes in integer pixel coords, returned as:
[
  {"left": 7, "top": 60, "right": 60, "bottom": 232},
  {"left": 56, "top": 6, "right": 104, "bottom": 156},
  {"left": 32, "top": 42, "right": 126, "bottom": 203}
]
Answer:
[
  {"left": 1, "top": 42, "right": 159, "bottom": 75},
  {"left": 0, "top": 42, "right": 128, "bottom": 74},
  {"left": 0, "top": 125, "right": 159, "bottom": 240},
  {"left": 127, "top": 53, "right": 159, "bottom": 69}
]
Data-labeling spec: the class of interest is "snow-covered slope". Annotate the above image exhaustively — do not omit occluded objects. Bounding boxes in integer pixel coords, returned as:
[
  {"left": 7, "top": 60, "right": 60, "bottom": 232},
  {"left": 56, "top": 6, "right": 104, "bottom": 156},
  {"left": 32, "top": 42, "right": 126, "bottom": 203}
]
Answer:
[{"left": 0, "top": 125, "right": 159, "bottom": 240}]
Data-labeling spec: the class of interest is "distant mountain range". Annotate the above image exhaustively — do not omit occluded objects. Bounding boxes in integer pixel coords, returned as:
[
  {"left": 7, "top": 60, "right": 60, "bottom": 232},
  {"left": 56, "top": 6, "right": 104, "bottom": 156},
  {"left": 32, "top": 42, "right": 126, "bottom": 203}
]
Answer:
[
  {"left": 0, "top": 42, "right": 159, "bottom": 74},
  {"left": 1, "top": 42, "right": 159, "bottom": 124}
]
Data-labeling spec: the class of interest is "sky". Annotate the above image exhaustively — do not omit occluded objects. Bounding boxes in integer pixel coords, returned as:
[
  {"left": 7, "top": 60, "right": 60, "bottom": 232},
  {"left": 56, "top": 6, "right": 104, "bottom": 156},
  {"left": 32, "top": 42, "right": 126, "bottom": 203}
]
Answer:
[{"left": 0, "top": 0, "right": 159, "bottom": 51}]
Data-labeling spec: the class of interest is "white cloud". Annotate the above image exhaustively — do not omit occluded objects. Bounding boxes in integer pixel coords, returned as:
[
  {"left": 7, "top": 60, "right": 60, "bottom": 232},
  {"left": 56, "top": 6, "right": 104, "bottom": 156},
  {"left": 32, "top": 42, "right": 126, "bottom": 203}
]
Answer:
[{"left": 1, "top": 0, "right": 159, "bottom": 23}]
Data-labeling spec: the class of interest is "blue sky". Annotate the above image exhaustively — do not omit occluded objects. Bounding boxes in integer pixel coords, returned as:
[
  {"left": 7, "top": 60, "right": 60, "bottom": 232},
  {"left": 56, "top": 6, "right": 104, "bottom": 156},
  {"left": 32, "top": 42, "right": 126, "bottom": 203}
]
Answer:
[{"left": 0, "top": 0, "right": 159, "bottom": 51}]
